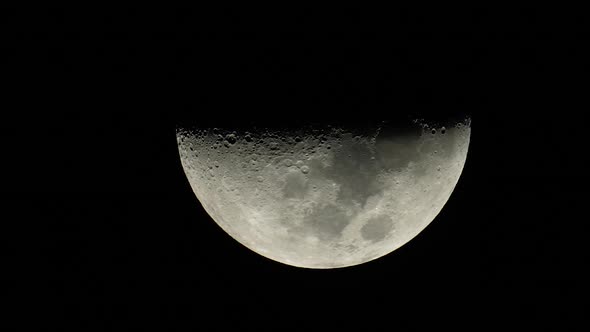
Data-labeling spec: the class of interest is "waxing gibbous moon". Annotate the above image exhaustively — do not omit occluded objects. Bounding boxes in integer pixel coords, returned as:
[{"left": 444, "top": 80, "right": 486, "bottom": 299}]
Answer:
[{"left": 176, "top": 118, "right": 471, "bottom": 268}]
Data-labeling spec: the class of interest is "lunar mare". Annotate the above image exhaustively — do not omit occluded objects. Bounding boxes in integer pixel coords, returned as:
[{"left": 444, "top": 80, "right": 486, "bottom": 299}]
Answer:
[{"left": 176, "top": 119, "right": 471, "bottom": 268}]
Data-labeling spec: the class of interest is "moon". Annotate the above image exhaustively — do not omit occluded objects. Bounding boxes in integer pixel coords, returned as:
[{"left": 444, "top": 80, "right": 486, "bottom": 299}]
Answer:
[{"left": 176, "top": 118, "right": 471, "bottom": 268}]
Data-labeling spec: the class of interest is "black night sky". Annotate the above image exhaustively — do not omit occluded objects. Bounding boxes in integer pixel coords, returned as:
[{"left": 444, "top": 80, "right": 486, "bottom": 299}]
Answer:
[{"left": 3, "top": 8, "right": 587, "bottom": 330}]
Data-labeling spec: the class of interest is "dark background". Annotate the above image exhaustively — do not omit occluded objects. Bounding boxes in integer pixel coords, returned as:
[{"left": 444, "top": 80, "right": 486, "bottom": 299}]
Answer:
[{"left": 2, "top": 7, "right": 587, "bottom": 330}]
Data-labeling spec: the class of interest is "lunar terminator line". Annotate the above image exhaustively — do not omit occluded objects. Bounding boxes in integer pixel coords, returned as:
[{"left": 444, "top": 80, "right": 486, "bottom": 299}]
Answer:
[{"left": 176, "top": 119, "right": 471, "bottom": 268}]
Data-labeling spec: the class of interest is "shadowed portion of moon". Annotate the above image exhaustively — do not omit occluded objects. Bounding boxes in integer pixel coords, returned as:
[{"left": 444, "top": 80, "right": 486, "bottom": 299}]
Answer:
[
  {"left": 375, "top": 128, "right": 422, "bottom": 172},
  {"left": 323, "top": 137, "right": 382, "bottom": 207},
  {"left": 176, "top": 117, "right": 471, "bottom": 268}
]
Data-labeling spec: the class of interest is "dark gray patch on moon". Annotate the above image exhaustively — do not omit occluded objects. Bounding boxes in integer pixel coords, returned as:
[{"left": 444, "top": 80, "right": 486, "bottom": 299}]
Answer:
[
  {"left": 282, "top": 172, "right": 308, "bottom": 199},
  {"left": 410, "top": 161, "right": 428, "bottom": 179},
  {"left": 360, "top": 214, "right": 394, "bottom": 243},
  {"left": 303, "top": 203, "right": 351, "bottom": 240},
  {"left": 319, "top": 136, "right": 382, "bottom": 208},
  {"left": 374, "top": 126, "right": 422, "bottom": 173}
]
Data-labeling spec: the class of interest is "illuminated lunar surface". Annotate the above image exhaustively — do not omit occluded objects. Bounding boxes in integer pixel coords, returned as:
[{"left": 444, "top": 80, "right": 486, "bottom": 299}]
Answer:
[{"left": 176, "top": 119, "right": 471, "bottom": 268}]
